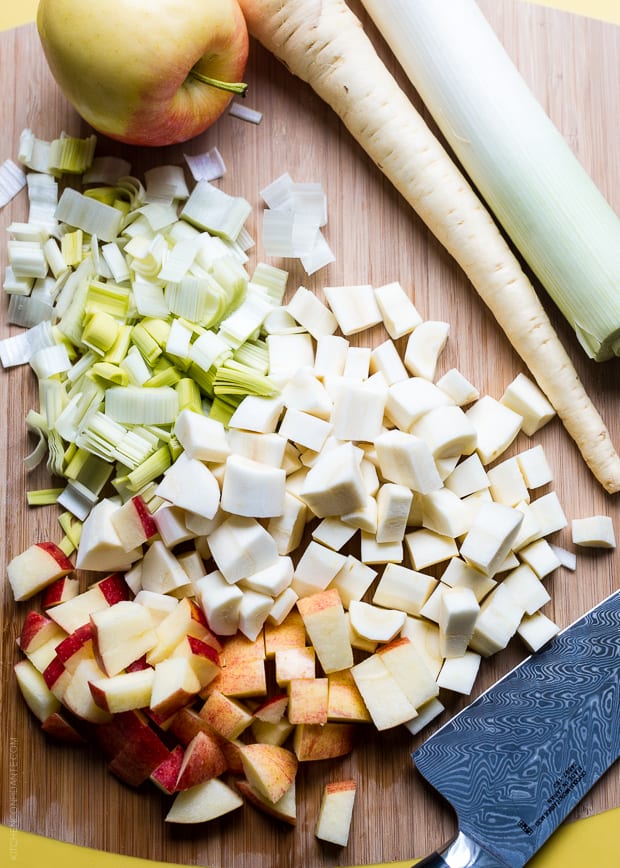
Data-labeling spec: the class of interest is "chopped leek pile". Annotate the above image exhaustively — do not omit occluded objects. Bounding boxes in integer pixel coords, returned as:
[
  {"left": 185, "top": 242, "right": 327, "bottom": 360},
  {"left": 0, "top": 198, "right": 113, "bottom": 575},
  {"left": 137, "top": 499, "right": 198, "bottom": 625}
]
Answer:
[{"left": 1, "top": 130, "right": 319, "bottom": 517}]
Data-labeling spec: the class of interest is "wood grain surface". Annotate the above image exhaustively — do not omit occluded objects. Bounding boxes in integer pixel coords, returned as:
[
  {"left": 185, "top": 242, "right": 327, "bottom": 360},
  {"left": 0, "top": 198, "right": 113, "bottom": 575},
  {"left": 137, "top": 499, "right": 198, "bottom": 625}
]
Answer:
[{"left": 1, "top": 2, "right": 618, "bottom": 866}]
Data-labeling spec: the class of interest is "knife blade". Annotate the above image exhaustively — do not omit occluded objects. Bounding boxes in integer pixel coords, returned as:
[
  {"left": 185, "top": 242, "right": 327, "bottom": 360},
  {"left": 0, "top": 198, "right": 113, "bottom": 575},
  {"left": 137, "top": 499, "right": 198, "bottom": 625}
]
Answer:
[{"left": 410, "top": 590, "right": 619, "bottom": 868}]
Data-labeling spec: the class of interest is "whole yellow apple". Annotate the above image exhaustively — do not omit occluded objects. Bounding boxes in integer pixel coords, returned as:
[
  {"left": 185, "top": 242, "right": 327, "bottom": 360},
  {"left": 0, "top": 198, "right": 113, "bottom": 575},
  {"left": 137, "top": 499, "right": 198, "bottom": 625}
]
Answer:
[{"left": 37, "top": 0, "right": 249, "bottom": 147}]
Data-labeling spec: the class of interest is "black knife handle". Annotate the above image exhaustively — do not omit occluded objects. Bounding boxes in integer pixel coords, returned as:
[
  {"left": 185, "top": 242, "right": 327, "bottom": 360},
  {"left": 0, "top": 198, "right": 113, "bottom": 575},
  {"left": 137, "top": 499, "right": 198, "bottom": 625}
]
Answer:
[{"left": 410, "top": 832, "right": 509, "bottom": 867}]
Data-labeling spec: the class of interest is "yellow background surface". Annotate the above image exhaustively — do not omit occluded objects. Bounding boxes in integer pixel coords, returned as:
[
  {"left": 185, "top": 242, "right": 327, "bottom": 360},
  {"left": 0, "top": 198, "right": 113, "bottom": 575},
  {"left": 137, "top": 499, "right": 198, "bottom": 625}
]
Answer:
[{"left": 1, "top": 0, "right": 619, "bottom": 866}]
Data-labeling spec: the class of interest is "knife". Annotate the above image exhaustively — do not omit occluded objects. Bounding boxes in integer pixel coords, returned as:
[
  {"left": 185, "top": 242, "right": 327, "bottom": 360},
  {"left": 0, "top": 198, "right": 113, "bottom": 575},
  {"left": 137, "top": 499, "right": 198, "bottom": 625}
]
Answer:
[{"left": 410, "top": 590, "right": 619, "bottom": 868}]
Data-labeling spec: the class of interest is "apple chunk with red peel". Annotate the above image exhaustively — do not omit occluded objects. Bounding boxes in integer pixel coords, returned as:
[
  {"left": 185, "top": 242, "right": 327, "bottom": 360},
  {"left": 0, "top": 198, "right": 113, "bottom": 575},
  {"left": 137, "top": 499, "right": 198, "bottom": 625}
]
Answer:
[
  {"left": 110, "top": 494, "right": 158, "bottom": 551},
  {"left": 108, "top": 725, "right": 172, "bottom": 787},
  {"left": 63, "top": 658, "right": 113, "bottom": 724},
  {"left": 49, "top": 572, "right": 132, "bottom": 634},
  {"left": 151, "top": 744, "right": 185, "bottom": 794},
  {"left": 236, "top": 778, "right": 297, "bottom": 826},
  {"left": 296, "top": 589, "right": 353, "bottom": 674},
  {"left": 315, "top": 780, "right": 357, "bottom": 846},
  {"left": 149, "top": 657, "right": 202, "bottom": 721},
  {"left": 7, "top": 541, "right": 74, "bottom": 601},
  {"left": 42, "top": 575, "right": 79, "bottom": 608},
  {"left": 165, "top": 777, "right": 244, "bottom": 824},
  {"left": 40, "top": 710, "right": 85, "bottom": 744},
  {"left": 293, "top": 723, "right": 356, "bottom": 762},
  {"left": 199, "top": 690, "right": 254, "bottom": 740},
  {"left": 18, "top": 610, "right": 66, "bottom": 654},
  {"left": 54, "top": 623, "right": 95, "bottom": 674},
  {"left": 238, "top": 742, "right": 298, "bottom": 804},
  {"left": 175, "top": 730, "right": 228, "bottom": 790},
  {"left": 14, "top": 658, "right": 61, "bottom": 722},
  {"left": 89, "top": 668, "right": 156, "bottom": 714},
  {"left": 90, "top": 600, "right": 156, "bottom": 676}
]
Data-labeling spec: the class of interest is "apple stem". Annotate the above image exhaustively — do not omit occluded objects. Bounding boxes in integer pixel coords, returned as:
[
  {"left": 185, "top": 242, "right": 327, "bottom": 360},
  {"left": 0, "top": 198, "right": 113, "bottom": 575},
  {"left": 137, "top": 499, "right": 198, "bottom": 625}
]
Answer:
[{"left": 189, "top": 67, "right": 248, "bottom": 97}]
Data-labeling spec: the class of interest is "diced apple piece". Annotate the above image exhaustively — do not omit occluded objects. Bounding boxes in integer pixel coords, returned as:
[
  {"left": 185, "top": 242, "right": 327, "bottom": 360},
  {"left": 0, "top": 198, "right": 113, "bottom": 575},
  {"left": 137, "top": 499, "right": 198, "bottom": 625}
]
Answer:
[
  {"left": 209, "top": 656, "right": 267, "bottom": 699},
  {"left": 465, "top": 396, "right": 522, "bottom": 464},
  {"left": 315, "top": 779, "right": 357, "bottom": 846},
  {"left": 401, "top": 617, "right": 444, "bottom": 679},
  {"left": 238, "top": 742, "right": 298, "bottom": 804},
  {"left": 500, "top": 373, "right": 555, "bottom": 436},
  {"left": 236, "top": 778, "right": 296, "bottom": 826},
  {"left": 297, "top": 589, "right": 353, "bottom": 674},
  {"left": 175, "top": 730, "right": 228, "bottom": 791},
  {"left": 55, "top": 623, "right": 95, "bottom": 673},
  {"left": 254, "top": 694, "right": 289, "bottom": 724},
  {"left": 91, "top": 600, "right": 156, "bottom": 676},
  {"left": 133, "top": 589, "right": 179, "bottom": 625},
  {"left": 156, "top": 453, "right": 220, "bottom": 519},
  {"left": 8, "top": 541, "right": 74, "bottom": 601},
  {"left": 251, "top": 717, "right": 295, "bottom": 746},
  {"left": 40, "top": 710, "right": 85, "bottom": 744},
  {"left": 348, "top": 600, "right": 406, "bottom": 644},
  {"left": 49, "top": 572, "right": 132, "bottom": 633},
  {"left": 459, "top": 501, "right": 523, "bottom": 577},
  {"left": 76, "top": 498, "right": 142, "bottom": 572},
  {"left": 327, "top": 669, "right": 372, "bottom": 723},
  {"left": 18, "top": 610, "right": 65, "bottom": 654},
  {"left": 351, "top": 654, "right": 417, "bottom": 730},
  {"left": 42, "top": 655, "right": 72, "bottom": 700},
  {"left": 287, "top": 677, "right": 329, "bottom": 725},
  {"left": 108, "top": 724, "right": 171, "bottom": 787},
  {"left": 150, "top": 657, "right": 201, "bottom": 720},
  {"left": 171, "top": 636, "right": 220, "bottom": 690},
  {"left": 14, "top": 658, "right": 61, "bottom": 722},
  {"left": 264, "top": 609, "right": 307, "bottom": 657},
  {"left": 110, "top": 494, "right": 158, "bottom": 552},
  {"left": 517, "top": 610, "right": 560, "bottom": 652},
  {"left": 376, "top": 637, "right": 440, "bottom": 710},
  {"left": 41, "top": 575, "right": 80, "bottom": 608},
  {"left": 150, "top": 744, "right": 185, "bottom": 794},
  {"left": 571, "top": 515, "right": 616, "bottom": 549},
  {"left": 89, "top": 668, "right": 155, "bottom": 713},
  {"left": 199, "top": 690, "right": 254, "bottom": 740},
  {"left": 63, "top": 658, "right": 112, "bottom": 724},
  {"left": 165, "top": 776, "right": 244, "bottom": 824},
  {"left": 293, "top": 722, "right": 356, "bottom": 761},
  {"left": 436, "top": 651, "right": 481, "bottom": 695}
]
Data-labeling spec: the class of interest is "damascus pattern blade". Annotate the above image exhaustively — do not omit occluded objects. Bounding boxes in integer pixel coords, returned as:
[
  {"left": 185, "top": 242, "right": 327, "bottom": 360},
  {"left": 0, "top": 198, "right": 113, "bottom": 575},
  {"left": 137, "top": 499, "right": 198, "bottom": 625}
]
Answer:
[{"left": 413, "top": 591, "right": 620, "bottom": 868}]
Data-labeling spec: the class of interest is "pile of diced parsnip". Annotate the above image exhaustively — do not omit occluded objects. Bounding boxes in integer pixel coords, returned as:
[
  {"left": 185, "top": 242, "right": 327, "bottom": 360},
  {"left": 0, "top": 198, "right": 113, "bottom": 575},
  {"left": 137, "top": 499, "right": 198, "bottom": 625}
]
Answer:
[{"left": 3, "top": 132, "right": 616, "bottom": 846}]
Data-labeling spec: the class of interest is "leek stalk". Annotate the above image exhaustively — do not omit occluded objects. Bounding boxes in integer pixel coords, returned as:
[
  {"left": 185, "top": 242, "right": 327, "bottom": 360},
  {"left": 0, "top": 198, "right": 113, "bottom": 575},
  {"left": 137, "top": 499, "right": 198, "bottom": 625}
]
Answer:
[{"left": 361, "top": 0, "right": 620, "bottom": 360}]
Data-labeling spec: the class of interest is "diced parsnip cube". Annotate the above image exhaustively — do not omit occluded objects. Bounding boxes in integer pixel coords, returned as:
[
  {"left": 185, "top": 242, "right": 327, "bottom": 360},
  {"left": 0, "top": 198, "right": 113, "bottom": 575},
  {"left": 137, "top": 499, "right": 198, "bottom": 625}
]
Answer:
[
  {"left": 312, "top": 517, "right": 357, "bottom": 551},
  {"left": 228, "top": 431, "right": 288, "bottom": 469},
  {"left": 501, "top": 373, "right": 555, "bottom": 436},
  {"left": 341, "top": 495, "right": 378, "bottom": 534},
  {"left": 207, "top": 516, "right": 279, "bottom": 584},
  {"left": 281, "top": 367, "right": 333, "bottom": 420},
  {"left": 173, "top": 408, "right": 231, "bottom": 461},
  {"left": 350, "top": 654, "right": 417, "bottom": 730},
  {"left": 297, "top": 589, "right": 353, "bottom": 674},
  {"left": 436, "top": 455, "right": 460, "bottom": 482},
  {"left": 313, "top": 334, "right": 349, "bottom": 379},
  {"left": 278, "top": 407, "right": 333, "bottom": 453},
  {"left": 515, "top": 444, "right": 553, "bottom": 489},
  {"left": 221, "top": 454, "right": 286, "bottom": 518},
  {"left": 517, "top": 611, "right": 560, "bottom": 652},
  {"left": 405, "top": 528, "right": 459, "bottom": 570},
  {"left": 291, "top": 541, "right": 348, "bottom": 598},
  {"left": 443, "top": 453, "right": 489, "bottom": 498},
  {"left": 459, "top": 501, "right": 523, "bottom": 577},
  {"left": 156, "top": 454, "right": 220, "bottom": 520},
  {"left": 487, "top": 457, "right": 530, "bottom": 507},
  {"left": 404, "top": 696, "right": 445, "bottom": 734},
  {"left": 228, "top": 394, "right": 285, "bottom": 434},
  {"left": 401, "top": 616, "right": 443, "bottom": 679},
  {"left": 410, "top": 405, "right": 478, "bottom": 460},
  {"left": 377, "top": 637, "right": 439, "bottom": 710},
  {"left": 550, "top": 544, "right": 577, "bottom": 571},
  {"left": 436, "top": 368, "right": 480, "bottom": 406},
  {"left": 359, "top": 533, "right": 403, "bottom": 565},
  {"left": 420, "top": 488, "right": 471, "bottom": 539},
  {"left": 418, "top": 583, "right": 447, "bottom": 623},
  {"left": 571, "top": 515, "right": 616, "bottom": 548},
  {"left": 331, "top": 375, "right": 387, "bottom": 443},
  {"left": 323, "top": 284, "right": 382, "bottom": 335},
  {"left": 436, "top": 651, "right": 481, "bottom": 695},
  {"left": 375, "top": 429, "right": 442, "bottom": 494},
  {"left": 438, "top": 586, "right": 480, "bottom": 658},
  {"left": 403, "top": 320, "right": 450, "bottom": 380},
  {"left": 375, "top": 483, "right": 413, "bottom": 544},
  {"left": 267, "top": 492, "right": 307, "bottom": 556},
  {"left": 360, "top": 458, "right": 380, "bottom": 496},
  {"left": 372, "top": 563, "right": 437, "bottom": 616},
  {"left": 346, "top": 613, "right": 378, "bottom": 653},
  {"left": 349, "top": 601, "right": 406, "bottom": 644},
  {"left": 385, "top": 376, "right": 452, "bottom": 431},
  {"left": 373, "top": 280, "right": 422, "bottom": 339},
  {"left": 465, "top": 396, "right": 523, "bottom": 464},
  {"left": 343, "top": 346, "right": 371, "bottom": 379},
  {"left": 286, "top": 285, "right": 338, "bottom": 338},
  {"left": 238, "top": 590, "right": 274, "bottom": 642},
  {"left": 369, "top": 339, "right": 408, "bottom": 386},
  {"left": 268, "top": 587, "right": 299, "bottom": 625},
  {"left": 440, "top": 557, "right": 497, "bottom": 602},
  {"left": 240, "top": 556, "right": 294, "bottom": 597},
  {"left": 518, "top": 539, "right": 562, "bottom": 579},
  {"left": 267, "top": 332, "right": 314, "bottom": 380},
  {"left": 300, "top": 442, "right": 366, "bottom": 518},
  {"left": 329, "top": 555, "right": 377, "bottom": 608},
  {"left": 501, "top": 564, "right": 551, "bottom": 616},
  {"left": 194, "top": 570, "right": 243, "bottom": 636},
  {"left": 528, "top": 492, "right": 568, "bottom": 539},
  {"left": 469, "top": 583, "right": 524, "bottom": 656}
]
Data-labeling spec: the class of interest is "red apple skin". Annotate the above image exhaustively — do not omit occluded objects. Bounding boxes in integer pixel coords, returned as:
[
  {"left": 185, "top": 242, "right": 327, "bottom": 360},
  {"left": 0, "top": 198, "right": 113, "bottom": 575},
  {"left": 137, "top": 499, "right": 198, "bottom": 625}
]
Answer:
[
  {"left": 41, "top": 711, "right": 86, "bottom": 744},
  {"left": 36, "top": 541, "right": 74, "bottom": 572},
  {"left": 108, "top": 728, "right": 171, "bottom": 787},
  {"left": 42, "top": 575, "right": 79, "bottom": 608},
  {"left": 94, "top": 709, "right": 152, "bottom": 758},
  {"left": 37, "top": 0, "right": 250, "bottom": 147},
  {"left": 97, "top": 572, "right": 133, "bottom": 605},
  {"left": 150, "top": 744, "right": 185, "bottom": 794},
  {"left": 19, "top": 611, "right": 58, "bottom": 653},
  {"left": 131, "top": 495, "right": 158, "bottom": 539}
]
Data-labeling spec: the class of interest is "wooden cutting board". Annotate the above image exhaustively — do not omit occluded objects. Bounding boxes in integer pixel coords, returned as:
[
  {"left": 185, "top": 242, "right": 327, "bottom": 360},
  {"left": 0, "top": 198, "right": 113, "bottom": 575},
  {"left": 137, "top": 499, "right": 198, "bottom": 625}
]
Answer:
[{"left": 1, "top": 2, "right": 618, "bottom": 866}]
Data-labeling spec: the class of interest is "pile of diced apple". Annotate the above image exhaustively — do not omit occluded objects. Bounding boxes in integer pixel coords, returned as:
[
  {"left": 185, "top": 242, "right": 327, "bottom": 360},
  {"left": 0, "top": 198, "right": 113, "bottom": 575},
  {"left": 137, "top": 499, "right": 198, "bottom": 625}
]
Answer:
[{"left": 11, "top": 278, "right": 606, "bottom": 845}]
